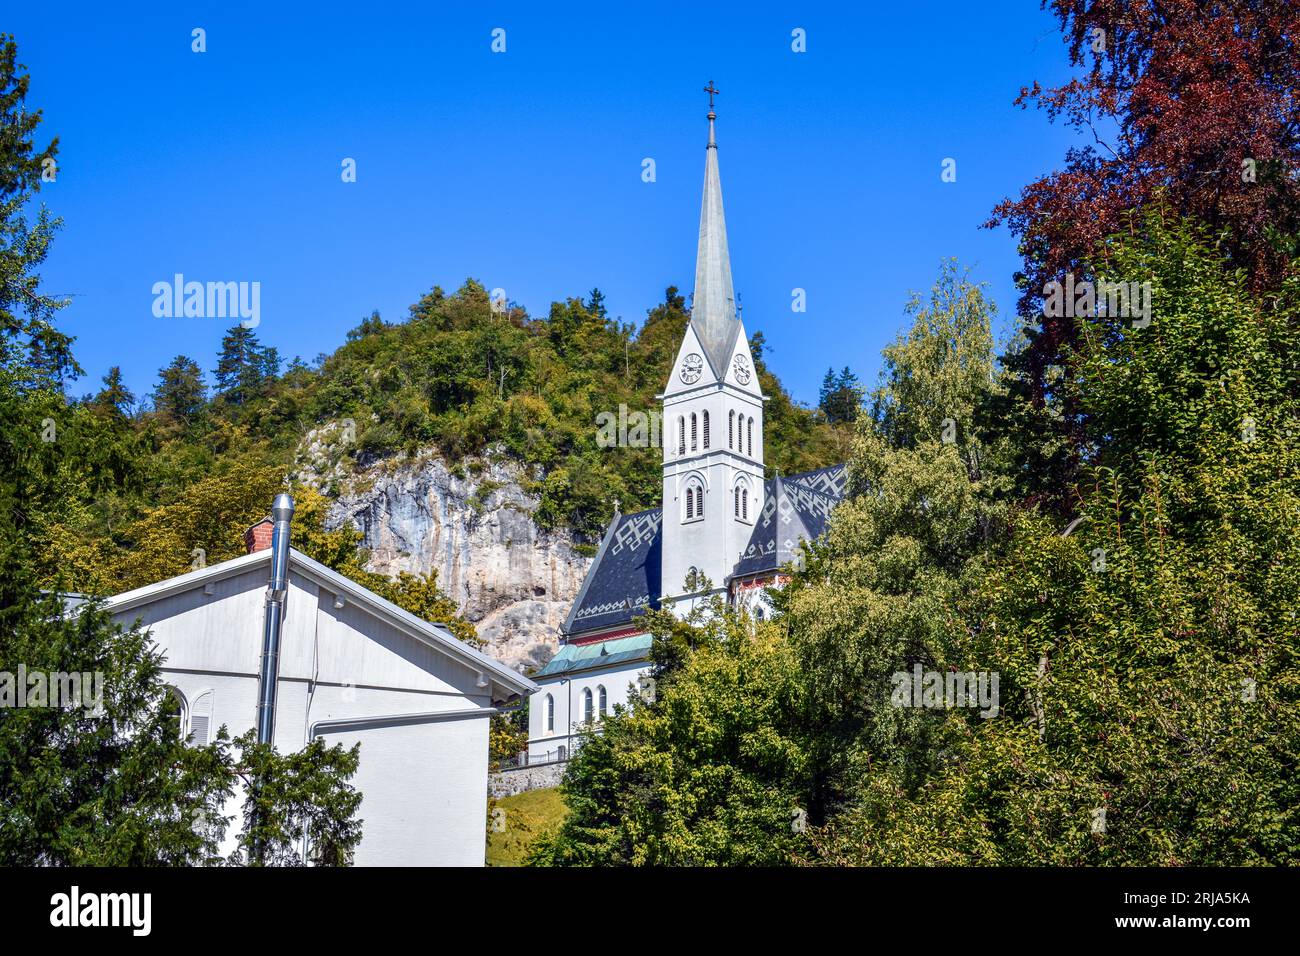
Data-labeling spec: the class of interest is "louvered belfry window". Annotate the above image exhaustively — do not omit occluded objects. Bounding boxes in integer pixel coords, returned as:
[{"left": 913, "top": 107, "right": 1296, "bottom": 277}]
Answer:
[
  {"left": 690, "top": 413, "right": 697, "bottom": 452},
  {"left": 702, "top": 411, "right": 710, "bottom": 449},
  {"left": 729, "top": 410, "right": 735, "bottom": 448}
]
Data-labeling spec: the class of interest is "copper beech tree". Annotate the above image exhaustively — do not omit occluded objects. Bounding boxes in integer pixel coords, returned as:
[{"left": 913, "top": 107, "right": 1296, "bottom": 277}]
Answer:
[{"left": 990, "top": 0, "right": 1300, "bottom": 396}]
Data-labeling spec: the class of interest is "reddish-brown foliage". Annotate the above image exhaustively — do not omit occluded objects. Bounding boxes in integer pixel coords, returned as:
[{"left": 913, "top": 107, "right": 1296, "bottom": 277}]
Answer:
[{"left": 990, "top": 0, "right": 1300, "bottom": 397}]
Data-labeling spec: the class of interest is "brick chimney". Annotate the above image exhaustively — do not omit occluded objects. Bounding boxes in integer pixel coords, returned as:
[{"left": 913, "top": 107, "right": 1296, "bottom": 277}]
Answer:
[{"left": 244, "top": 517, "right": 274, "bottom": 554}]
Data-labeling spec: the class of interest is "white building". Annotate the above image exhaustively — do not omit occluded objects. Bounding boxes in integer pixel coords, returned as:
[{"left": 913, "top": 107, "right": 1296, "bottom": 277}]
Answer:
[
  {"left": 106, "top": 500, "right": 536, "bottom": 866},
  {"left": 528, "top": 92, "right": 845, "bottom": 762}
]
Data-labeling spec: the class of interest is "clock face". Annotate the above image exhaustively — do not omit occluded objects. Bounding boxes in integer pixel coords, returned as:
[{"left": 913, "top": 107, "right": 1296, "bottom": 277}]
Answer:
[
  {"left": 680, "top": 353, "right": 703, "bottom": 384},
  {"left": 732, "top": 354, "right": 752, "bottom": 385}
]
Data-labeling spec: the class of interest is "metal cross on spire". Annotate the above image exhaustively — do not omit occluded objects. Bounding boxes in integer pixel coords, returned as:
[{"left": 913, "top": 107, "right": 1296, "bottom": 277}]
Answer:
[{"left": 703, "top": 80, "right": 720, "bottom": 148}]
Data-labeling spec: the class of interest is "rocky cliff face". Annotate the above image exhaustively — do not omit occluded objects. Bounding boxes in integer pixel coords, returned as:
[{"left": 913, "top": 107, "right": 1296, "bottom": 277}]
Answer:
[{"left": 324, "top": 453, "right": 592, "bottom": 673}]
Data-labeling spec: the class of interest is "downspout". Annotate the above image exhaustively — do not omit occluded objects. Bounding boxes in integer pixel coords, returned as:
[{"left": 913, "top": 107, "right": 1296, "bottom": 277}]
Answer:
[{"left": 256, "top": 493, "right": 294, "bottom": 744}]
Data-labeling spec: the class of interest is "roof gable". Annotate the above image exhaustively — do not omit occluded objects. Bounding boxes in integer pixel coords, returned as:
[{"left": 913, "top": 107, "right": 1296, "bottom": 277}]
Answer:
[
  {"left": 732, "top": 464, "right": 847, "bottom": 580},
  {"left": 563, "top": 508, "right": 662, "bottom": 636},
  {"left": 104, "top": 548, "right": 536, "bottom": 702}
]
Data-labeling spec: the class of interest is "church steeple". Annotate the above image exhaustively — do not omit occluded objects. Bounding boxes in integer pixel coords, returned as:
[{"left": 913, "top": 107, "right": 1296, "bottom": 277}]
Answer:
[
  {"left": 659, "top": 83, "right": 765, "bottom": 618},
  {"left": 691, "top": 80, "right": 741, "bottom": 378}
]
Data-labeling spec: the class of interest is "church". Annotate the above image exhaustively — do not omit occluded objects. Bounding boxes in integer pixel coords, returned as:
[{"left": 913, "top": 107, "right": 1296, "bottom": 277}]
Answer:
[{"left": 526, "top": 90, "right": 845, "bottom": 762}]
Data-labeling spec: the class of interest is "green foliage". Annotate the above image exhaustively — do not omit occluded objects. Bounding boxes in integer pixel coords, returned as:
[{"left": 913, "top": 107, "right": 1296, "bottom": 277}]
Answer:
[
  {"left": 0, "top": 588, "right": 364, "bottom": 866},
  {"left": 0, "top": 595, "right": 234, "bottom": 865},
  {"left": 152, "top": 355, "right": 207, "bottom": 426},
  {"left": 538, "top": 230, "right": 1299, "bottom": 867},
  {"left": 213, "top": 325, "right": 276, "bottom": 407},
  {"left": 529, "top": 607, "right": 811, "bottom": 866},
  {"left": 232, "top": 730, "right": 363, "bottom": 867},
  {"left": 818, "top": 365, "right": 861, "bottom": 425},
  {"left": 813, "top": 219, "right": 1300, "bottom": 865},
  {"left": 0, "top": 33, "right": 73, "bottom": 383},
  {"left": 487, "top": 787, "right": 567, "bottom": 867},
  {"left": 489, "top": 708, "right": 529, "bottom": 766}
]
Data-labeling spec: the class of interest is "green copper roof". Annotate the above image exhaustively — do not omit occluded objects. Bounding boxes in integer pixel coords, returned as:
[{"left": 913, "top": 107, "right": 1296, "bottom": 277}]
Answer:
[{"left": 534, "top": 633, "right": 654, "bottom": 678}]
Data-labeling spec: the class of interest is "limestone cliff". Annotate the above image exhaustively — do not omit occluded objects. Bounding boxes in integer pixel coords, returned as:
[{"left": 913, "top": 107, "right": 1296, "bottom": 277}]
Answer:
[{"left": 322, "top": 452, "right": 592, "bottom": 672}]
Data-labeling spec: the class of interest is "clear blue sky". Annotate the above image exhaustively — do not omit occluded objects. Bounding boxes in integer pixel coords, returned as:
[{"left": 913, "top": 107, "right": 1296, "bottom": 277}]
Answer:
[{"left": 11, "top": 1, "right": 1082, "bottom": 407}]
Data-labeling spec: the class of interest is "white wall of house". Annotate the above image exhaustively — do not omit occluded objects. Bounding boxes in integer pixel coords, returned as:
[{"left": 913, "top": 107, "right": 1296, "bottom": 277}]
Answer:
[
  {"left": 108, "top": 549, "right": 532, "bottom": 866},
  {"left": 526, "top": 657, "right": 649, "bottom": 762}
]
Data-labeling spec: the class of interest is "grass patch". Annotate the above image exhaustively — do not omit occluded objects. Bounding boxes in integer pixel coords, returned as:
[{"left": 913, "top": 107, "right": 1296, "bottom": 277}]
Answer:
[{"left": 487, "top": 787, "right": 567, "bottom": 867}]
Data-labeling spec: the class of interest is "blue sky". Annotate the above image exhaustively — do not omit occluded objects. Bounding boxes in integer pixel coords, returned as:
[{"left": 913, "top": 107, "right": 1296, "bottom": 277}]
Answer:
[{"left": 11, "top": 1, "right": 1082, "bottom": 406}]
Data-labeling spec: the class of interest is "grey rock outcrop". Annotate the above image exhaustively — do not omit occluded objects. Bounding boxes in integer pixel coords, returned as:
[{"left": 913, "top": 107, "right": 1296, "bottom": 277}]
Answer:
[{"left": 325, "top": 453, "right": 591, "bottom": 672}]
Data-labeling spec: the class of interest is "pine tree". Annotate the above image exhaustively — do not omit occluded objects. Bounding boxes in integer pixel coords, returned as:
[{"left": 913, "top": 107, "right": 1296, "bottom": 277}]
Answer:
[
  {"left": 92, "top": 365, "right": 134, "bottom": 418},
  {"left": 213, "top": 325, "right": 264, "bottom": 406},
  {"left": 818, "top": 367, "right": 837, "bottom": 413},
  {"left": 0, "top": 34, "right": 74, "bottom": 384},
  {"left": 153, "top": 355, "right": 206, "bottom": 423},
  {"left": 0, "top": 41, "right": 364, "bottom": 865}
]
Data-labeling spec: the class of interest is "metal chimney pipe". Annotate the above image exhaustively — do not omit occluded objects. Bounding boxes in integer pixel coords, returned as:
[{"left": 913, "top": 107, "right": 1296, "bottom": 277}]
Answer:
[{"left": 255, "top": 493, "right": 294, "bottom": 745}]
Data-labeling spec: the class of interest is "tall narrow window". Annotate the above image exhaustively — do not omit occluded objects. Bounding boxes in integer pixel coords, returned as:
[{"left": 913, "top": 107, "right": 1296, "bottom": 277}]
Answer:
[
  {"left": 685, "top": 486, "right": 695, "bottom": 519},
  {"left": 678, "top": 416, "right": 685, "bottom": 456},
  {"left": 545, "top": 694, "right": 554, "bottom": 734},
  {"left": 734, "top": 485, "right": 741, "bottom": 517},
  {"left": 702, "top": 411, "right": 710, "bottom": 449},
  {"left": 742, "top": 486, "right": 749, "bottom": 521},
  {"left": 747, "top": 417, "right": 754, "bottom": 457},
  {"left": 729, "top": 410, "right": 735, "bottom": 448},
  {"left": 582, "top": 688, "right": 594, "bottom": 724},
  {"left": 597, "top": 686, "right": 607, "bottom": 716},
  {"left": 690, "top": 413, "right": 697, "bottom": 451}
]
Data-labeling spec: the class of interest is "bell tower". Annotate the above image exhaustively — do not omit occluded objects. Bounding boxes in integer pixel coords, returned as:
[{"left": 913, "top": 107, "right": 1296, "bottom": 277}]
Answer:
[{"left": 659, "top": 82, "right": 766, "bottom": 616}]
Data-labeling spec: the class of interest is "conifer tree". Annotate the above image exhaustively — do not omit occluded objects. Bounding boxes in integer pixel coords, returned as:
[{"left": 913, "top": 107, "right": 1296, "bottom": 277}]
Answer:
[
  {"left": 213, "top": 325, "right": 265, "bottom": 406},
  {"left": 153, "top": 355, "right": 206, "bottom": 423}
]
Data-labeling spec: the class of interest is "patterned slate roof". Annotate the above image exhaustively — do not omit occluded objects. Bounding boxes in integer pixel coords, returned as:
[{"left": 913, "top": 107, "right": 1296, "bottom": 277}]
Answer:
[
  {"left": 563, "top": 464, "right": 847, "bottom": 638},
  {"left": 563, "top": 508, "right": 663, "bottom": 635},
  {"left": 732, "top": 464, "right": 847, "bottom": 579}
]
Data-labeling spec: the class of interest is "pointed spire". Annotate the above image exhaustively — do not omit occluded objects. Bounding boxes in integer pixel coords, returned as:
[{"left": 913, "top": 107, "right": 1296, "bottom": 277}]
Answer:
[{"left": 691, "top": 81, "right": 742, "bottom": 377}]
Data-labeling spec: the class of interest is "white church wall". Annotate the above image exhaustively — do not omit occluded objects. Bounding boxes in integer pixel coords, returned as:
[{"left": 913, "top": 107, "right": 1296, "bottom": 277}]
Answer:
[{"left": 526, "top": 657, "right": 650, "bottom": 762}]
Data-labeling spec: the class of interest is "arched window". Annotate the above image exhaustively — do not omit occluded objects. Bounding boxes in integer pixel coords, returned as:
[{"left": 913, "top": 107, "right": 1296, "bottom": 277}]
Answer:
[
  {"left": 684, "top": 478, "right": 704, "bottom": 521},
  {"left": 702, "top": 411, "right": 710, "bottom": 449},
  {"left": 729, "top": 410, "right": 735, "bottom": 448},
  {"left": 747, "top": 417, "right": 754, "bottom": 457},
  {"left": 598, "top": 685, "right": 607, "bottom": 716},
  {"left": 735, "top": 478, "right": 751, "bottom": 521},
  {"left": 690, "top": 413, "right": 698, "bottom": 451},
  {"left": 582, "top": 688, "right": 594, "bottom": 725},
  {"left": 678, "top": 416, "right": 685, "bottom": 456},
  {"left": 545, "top": 694, "right": 554, "bottom": 733},
  {"left": 163, "top": 686, "right": 188, "bottom": 742},
  {"left": 188, "top": 690, "right": 213, "bottom": 745}
]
